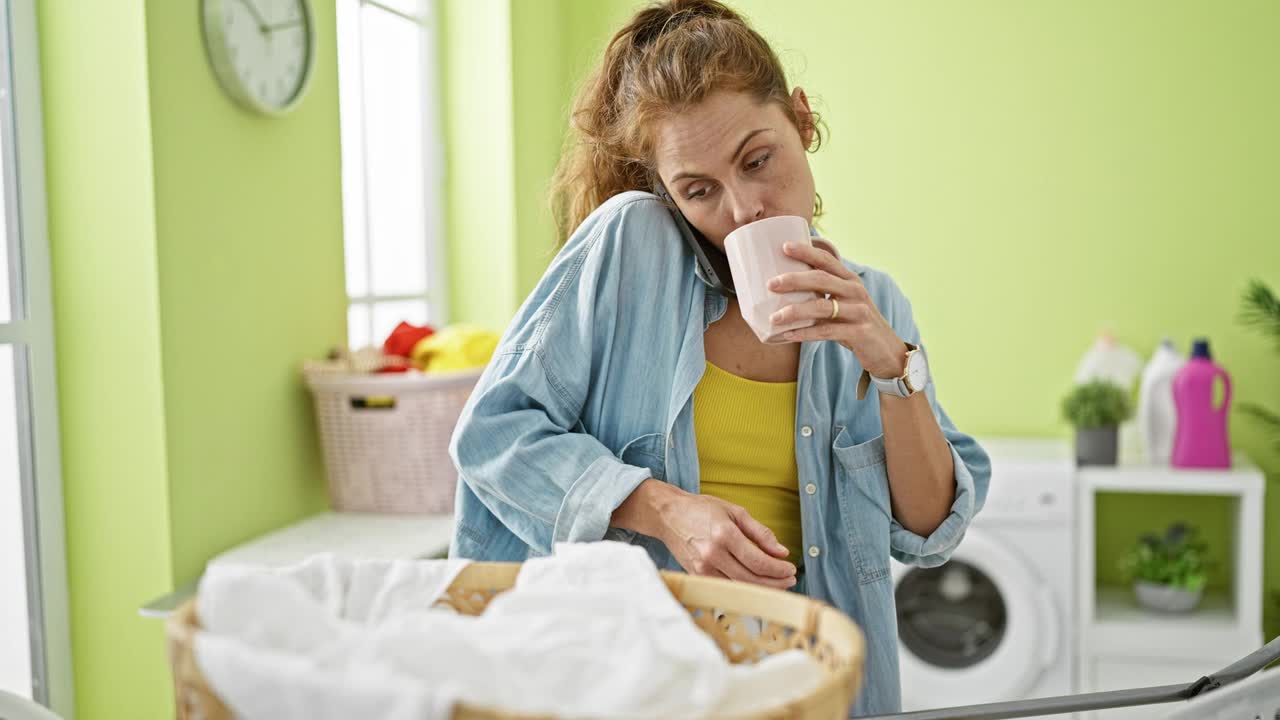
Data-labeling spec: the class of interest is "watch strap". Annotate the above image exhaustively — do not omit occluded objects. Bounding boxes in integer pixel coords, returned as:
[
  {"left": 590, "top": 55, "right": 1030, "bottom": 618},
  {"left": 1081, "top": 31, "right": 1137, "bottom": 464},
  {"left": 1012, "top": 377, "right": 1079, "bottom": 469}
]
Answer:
[
  {"left": 856, "top": 342, "right": 922, "bottom": 400},
  {"left": 871, "top": 372, "right": 912, "bottom": 398}
]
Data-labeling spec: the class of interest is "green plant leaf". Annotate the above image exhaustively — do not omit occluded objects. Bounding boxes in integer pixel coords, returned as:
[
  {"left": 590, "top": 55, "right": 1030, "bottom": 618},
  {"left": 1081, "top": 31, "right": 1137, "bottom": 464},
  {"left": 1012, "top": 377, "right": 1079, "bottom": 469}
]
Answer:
[
  {"left": 1239, "top": 279, "right": 1280, "bottom": 352},
  {"left": 1062, "top": 380, "right": 1132, "bottom": 429},
  {"left": 1239, "top": 403, "right": 1280, "bottom": 453},
  {"left": 1118, "top": 523, "right": 1213, "bottom": 588}
]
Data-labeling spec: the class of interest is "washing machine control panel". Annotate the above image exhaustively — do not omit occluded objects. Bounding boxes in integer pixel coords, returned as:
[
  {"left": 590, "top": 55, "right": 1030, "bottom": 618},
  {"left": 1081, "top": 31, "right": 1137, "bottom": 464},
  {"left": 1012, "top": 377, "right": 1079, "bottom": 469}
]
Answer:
[
  {"left": 981, "top": 452, "right": 1075, "bottom": 525},
  {"left": 983, "top": 486, "right": 1068, "bottom": 524}
]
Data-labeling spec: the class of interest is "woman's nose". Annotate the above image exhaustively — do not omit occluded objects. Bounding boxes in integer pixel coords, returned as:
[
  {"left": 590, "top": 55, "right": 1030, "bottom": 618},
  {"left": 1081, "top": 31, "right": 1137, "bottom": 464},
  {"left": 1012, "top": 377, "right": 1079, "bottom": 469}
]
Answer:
[{"left": 729, "top": 191, "right": 765, "bottom": 226}]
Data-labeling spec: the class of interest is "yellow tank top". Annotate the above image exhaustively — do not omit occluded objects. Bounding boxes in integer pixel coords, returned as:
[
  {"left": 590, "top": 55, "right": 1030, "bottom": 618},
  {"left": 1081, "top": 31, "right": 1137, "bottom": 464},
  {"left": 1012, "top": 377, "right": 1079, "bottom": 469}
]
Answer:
[{"left": 693, "top": 361, "right": 803, "bottom": 561}]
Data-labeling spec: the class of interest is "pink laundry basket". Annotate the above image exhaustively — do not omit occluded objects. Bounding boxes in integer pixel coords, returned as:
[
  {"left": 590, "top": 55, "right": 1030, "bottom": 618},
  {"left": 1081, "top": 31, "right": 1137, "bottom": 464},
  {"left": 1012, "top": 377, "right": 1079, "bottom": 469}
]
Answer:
[{"left": 304, "top": 368, "right": 482, "bottom": 514}]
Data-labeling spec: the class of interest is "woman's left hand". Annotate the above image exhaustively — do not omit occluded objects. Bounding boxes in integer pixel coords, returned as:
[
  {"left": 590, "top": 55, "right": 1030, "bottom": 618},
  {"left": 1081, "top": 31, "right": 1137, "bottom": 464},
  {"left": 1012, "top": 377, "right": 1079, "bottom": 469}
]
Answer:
[{"left": 768, "top": 242, "right": 906, "bottom": 378}]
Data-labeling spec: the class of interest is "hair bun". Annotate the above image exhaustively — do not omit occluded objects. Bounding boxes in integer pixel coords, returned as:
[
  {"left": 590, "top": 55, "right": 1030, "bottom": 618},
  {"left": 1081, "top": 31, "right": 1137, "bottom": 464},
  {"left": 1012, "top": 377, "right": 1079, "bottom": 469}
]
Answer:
[{"left": 632, "top": 0, "right": 737, "bottom": 49}]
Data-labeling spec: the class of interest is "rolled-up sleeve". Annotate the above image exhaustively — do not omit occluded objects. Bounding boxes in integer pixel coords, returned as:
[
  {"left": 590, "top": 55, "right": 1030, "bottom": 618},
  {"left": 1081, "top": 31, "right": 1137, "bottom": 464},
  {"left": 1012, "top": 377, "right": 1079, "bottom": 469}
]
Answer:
[
  {"left": 449, "top": 198, "right": 665, "bottom": 556},
  {"left": 878, "top": 272, "right": 992, "bottom": 567},
  {"left": 452, "top": 347, "right": 652, "bottom": 555},
  {"left": 888, "top": 426, "right": 990, "bottom": 567}
]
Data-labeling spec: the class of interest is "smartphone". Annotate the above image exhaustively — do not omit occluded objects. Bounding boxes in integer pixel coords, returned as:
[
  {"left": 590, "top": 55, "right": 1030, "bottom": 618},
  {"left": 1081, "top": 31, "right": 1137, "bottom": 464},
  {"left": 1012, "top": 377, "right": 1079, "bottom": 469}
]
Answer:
[{"left": 653, "top": 180, "right": 735, "bottom": 296}]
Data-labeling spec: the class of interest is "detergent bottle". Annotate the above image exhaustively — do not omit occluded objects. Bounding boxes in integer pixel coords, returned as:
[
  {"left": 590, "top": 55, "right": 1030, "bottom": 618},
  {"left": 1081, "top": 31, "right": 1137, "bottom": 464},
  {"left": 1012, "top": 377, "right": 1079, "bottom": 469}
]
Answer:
[
  {"left": 1137, "top": 339, "right": 1185, "bottom": 465},
  {"left": 1074, "top": 332, "right": 1144, "bottom": 390},
  {"left": 1171, "top": 339, "right": 1232, "bottom": 469}
]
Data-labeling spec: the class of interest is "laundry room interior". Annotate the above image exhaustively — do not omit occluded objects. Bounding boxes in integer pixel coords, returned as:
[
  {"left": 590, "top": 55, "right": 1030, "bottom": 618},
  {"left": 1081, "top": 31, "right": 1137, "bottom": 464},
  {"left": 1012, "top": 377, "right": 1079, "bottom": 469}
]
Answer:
[{"left": 4, "top": 1, "right": 1279, "bottom": 719}]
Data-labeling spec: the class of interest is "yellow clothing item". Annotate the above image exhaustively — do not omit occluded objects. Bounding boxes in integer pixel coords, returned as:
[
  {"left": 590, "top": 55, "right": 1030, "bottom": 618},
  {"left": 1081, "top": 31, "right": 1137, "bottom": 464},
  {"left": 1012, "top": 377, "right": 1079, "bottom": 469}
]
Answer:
[
  {"left": 693, "top": 361, "right": 803, "bottom": 562},
  {"left": 410, "top": 324, "right": 500, "bottom": 372}
]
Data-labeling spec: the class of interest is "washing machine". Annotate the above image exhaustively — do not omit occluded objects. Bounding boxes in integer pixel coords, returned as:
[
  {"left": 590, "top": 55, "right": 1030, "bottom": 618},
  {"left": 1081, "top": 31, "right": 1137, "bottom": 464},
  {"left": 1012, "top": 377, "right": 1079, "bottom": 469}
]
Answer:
[{"left": 894, "top": 437, "right": 1076, "bottom": 717}]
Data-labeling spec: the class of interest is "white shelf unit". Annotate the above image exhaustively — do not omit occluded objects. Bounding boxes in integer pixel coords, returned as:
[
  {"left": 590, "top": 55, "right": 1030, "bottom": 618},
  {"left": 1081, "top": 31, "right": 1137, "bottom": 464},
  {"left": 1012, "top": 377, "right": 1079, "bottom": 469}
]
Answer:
[{"left": 1075, "top": 458, "right": 1265, "bottom": 719}]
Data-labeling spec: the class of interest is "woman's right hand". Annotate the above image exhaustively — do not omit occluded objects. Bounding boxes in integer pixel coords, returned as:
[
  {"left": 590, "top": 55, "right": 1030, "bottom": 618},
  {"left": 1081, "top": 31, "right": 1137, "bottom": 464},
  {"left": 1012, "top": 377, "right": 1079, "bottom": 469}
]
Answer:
[
  {"left": 657, "top": 490, "right": 798, "bottom": 589},
  {"left": 612, "top": 479, "right": 798, "bottom": 589}
]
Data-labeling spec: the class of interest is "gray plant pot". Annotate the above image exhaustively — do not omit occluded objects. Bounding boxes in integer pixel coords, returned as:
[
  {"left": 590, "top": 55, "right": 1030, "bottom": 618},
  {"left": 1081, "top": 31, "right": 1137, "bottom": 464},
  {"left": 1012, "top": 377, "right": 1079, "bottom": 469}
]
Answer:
[
  {"left": 1075, "top": 427, "right": 1118, "bottom": 466},
  {"left": 1134, "top": 580, "right": 1203, "bottom": 613}
]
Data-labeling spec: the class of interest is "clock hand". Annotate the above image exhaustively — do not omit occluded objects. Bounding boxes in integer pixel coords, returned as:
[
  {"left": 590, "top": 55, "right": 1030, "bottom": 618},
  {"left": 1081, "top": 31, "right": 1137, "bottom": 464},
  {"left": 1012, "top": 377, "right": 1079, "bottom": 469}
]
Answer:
[
  {"left": 234, "top": 0, "right": 270, "bottom": 33},
  {"left": 264, "top": 19, "right": 303, "bottom": 32}
]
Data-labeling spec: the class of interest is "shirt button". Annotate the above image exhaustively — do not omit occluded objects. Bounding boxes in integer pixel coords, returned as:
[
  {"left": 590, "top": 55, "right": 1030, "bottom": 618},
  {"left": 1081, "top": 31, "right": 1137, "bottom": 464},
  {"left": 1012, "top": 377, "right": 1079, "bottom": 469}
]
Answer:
[
  {"left": 808, "top": 546, "right": 820, "bottom": 558},
  {"left": 804, "top": 483, "right": 817, "bottom": 495},
  {"left": 800, "top": 426, "right": 813, "bottom": 438}
]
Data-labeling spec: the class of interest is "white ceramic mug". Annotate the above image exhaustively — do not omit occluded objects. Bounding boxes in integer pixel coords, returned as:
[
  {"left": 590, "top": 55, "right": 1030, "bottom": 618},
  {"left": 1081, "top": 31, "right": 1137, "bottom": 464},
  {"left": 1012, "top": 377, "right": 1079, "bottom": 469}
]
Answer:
[{"left": 724, "top": 215, "right": 841, "bottom": 344}]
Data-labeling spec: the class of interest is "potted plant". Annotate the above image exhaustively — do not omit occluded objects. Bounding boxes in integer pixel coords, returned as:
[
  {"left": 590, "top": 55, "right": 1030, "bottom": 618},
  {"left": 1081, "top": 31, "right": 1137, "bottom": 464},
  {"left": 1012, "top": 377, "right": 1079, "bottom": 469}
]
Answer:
[
  {"left": 1118, "top": 522, "right": 1211, "bottom": 613},
  {"left": 1062, "top": 380, "right": 1132, "bottom": 465}
]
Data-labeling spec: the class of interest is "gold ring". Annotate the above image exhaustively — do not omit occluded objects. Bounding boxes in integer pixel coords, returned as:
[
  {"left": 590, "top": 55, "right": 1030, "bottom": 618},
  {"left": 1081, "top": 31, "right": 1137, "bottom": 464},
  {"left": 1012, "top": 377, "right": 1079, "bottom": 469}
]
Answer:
[{"left": 830, "top": 298, "right": 840, "bottom": 320}]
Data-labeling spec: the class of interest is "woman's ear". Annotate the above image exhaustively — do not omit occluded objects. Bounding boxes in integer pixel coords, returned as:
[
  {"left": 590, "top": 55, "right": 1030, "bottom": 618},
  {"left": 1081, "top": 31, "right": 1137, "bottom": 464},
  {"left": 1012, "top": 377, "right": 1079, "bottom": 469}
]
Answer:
[{"left": 791, "top": 87, "right": 815, "bottom": 149}]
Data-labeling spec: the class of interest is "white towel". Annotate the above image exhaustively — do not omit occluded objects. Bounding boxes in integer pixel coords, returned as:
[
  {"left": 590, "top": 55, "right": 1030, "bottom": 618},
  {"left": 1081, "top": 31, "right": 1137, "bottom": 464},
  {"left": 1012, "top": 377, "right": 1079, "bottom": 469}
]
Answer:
[
  {"left": 193, "top": 542, "right": 822, "bottom": 719},
  {"left": 196, "top": 554, "right": 471, "bottom": 720}
]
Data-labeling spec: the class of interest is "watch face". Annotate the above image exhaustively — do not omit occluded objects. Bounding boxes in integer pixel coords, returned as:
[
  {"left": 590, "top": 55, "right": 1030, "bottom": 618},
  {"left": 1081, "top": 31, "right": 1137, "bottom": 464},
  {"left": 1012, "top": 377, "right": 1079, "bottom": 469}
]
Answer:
[
  {"left": 906, "top": 349, "right": 929, "bottom": 392},
  {"left": 204, "top": 0, "right": 315, "bottom": 114}
]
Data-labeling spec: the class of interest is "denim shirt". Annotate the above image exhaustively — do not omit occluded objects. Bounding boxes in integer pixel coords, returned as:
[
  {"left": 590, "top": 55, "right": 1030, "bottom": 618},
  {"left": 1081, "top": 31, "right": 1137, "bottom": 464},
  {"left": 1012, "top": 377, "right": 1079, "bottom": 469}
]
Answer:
[{"left": 449, "top": 191, "right": 991, "bottom": 716}]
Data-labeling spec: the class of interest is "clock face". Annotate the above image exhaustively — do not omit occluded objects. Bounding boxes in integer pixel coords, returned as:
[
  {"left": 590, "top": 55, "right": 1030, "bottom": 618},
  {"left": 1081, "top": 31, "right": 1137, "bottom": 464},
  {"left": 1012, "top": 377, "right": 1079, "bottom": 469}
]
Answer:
[
  {"left": 906, "top": 349, "right": 929, "bottom": 393},
  {"left": 203, "top": 0, "right": 315, "bottom": 114}
]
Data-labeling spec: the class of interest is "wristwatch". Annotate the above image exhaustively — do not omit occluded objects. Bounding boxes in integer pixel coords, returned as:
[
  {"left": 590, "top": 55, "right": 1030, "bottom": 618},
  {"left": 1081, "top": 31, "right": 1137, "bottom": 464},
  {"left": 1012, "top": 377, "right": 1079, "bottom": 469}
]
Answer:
[{"left": 857, "top": 342, "right": 930, "bottom": 400}]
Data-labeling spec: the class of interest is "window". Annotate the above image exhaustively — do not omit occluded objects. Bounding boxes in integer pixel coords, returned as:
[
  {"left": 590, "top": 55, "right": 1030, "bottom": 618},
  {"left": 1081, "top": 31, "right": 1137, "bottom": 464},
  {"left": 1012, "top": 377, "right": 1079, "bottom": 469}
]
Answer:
[
  {"left": 336, "top": 0, "right": 446, "bottom": 351},
  {"left": 0, "top": 0, "right": 72, "bottom": 712}
]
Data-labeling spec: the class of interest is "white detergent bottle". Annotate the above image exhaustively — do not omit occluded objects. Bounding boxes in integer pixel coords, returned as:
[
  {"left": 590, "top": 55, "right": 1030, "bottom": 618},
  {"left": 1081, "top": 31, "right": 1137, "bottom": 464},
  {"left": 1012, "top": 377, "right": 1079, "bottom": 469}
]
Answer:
[
  {"left": 1137, "top": 338, "right": 1185, "bottom": 465},
  {"left": 1075, "top": 332, "right": 1145, "bottom": 462},
  {"left": 1074, "top": 331, "right": 1144, "bottom": 389}
]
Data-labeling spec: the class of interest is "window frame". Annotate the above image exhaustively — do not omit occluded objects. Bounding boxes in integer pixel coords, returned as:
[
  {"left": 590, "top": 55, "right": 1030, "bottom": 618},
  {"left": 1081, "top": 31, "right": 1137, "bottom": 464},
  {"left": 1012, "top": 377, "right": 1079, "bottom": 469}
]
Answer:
[
  {"left": 337, "top": 0, "right": 447, "bottom": 350},
  {"left": 0, "top": 0, "right": 74, "bottom": 714}
]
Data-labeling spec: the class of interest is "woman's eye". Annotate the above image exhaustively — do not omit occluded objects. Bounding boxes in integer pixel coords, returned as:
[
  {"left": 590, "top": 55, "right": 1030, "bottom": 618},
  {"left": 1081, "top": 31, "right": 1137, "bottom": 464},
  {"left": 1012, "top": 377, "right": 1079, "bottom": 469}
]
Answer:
[
  {"left": 685, "top": 186, "right": 711, "bottom": 201},
  {"left": 747, "top": 152, "right": 772, "bottom": 171}
]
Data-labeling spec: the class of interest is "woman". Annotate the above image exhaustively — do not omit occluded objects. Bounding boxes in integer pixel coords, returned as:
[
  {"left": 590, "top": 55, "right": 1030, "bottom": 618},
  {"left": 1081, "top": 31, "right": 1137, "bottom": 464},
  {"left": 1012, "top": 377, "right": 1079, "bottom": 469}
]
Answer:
[{"left": 449, "top": 1, "right": 990, "bottom": 714}]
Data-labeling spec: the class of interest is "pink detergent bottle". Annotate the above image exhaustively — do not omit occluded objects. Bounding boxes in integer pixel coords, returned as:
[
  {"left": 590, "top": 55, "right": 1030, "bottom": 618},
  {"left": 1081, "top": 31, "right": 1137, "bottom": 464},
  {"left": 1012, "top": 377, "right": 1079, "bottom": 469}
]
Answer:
[{"left": 1171, "top": 338, "right": 1232, "bottom": 469}]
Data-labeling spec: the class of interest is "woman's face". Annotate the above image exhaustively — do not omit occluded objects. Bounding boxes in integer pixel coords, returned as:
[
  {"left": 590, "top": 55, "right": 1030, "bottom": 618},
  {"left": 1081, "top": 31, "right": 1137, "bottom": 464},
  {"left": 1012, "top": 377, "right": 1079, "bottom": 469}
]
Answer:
[{"left": 652, "top": 88, "right": 816, "bottom": 249}]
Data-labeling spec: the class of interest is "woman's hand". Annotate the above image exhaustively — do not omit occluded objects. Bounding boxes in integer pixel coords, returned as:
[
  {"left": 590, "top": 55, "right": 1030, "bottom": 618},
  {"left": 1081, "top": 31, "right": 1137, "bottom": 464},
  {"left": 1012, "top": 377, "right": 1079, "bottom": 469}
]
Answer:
[
  {"left": 612, "top": 480, "right": 796, "bottom": 588},
  {"left": 767, "top": 242, "right": 907, "bottom": 379},
  {"left": 658, "top": 492, "right": 797, "bottom": 589}
]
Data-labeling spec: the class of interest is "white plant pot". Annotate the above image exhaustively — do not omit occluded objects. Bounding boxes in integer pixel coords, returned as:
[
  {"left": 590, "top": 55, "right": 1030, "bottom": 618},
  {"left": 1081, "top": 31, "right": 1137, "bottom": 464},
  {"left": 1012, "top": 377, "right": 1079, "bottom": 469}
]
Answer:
[{"left": 1134, "top": 580, "right": 1202, "bottom": 613}]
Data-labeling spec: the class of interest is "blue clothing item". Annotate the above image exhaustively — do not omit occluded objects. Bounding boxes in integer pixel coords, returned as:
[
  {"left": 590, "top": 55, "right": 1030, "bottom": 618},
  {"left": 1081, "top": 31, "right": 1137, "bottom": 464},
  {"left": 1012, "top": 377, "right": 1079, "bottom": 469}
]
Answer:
[{"left": 449, "top": 191, "right": 991, "bottom": 716}]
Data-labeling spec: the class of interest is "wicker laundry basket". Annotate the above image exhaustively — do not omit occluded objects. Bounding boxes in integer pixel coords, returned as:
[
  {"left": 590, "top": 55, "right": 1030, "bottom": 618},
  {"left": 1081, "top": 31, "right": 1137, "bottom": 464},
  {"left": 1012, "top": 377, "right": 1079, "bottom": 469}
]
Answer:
[
  {"left": 304, "top": 369, "right": 482, "bottom": 514},
  {"left": 167, "top": 563, "right": 866, "bottom": 720}
]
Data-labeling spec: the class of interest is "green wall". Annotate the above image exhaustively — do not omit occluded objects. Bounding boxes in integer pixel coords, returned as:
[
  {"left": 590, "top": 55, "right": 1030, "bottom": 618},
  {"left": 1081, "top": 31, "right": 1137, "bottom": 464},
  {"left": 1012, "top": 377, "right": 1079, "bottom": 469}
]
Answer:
[
  {"left": 143, "top": 0, "right": 341, "bottom": 587},
  {"left": 510, "top": 0, "right": 570, "bottom": 299},
  {"left": 439, "top": 0, "right": 639, "bottom": 318},
  {"left": 438, "top": 0, "right": 519, "bottom": 329},
  {"left": 461, "top": 0, "right": 1280, "bottom": 635},
  {"left": 38, "top": 2, "right": 174, "bottom": 717},
  {"left": 39, "top": 1, "right": 345, "bottom": 717}
]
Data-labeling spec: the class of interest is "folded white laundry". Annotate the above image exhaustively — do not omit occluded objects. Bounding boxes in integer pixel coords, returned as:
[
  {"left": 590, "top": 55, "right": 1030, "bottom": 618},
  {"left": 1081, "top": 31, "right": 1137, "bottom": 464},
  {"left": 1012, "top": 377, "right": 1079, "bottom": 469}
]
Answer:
[{"left": 193, "top": 541, "right": 822, "bottom": 720}]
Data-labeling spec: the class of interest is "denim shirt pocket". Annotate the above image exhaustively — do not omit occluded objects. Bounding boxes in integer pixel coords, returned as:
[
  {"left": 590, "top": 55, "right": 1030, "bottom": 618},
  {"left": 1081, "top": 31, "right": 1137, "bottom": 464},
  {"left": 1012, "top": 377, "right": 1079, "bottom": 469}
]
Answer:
[
  {"left": 831, "top": 425, "right": 892, "bottom": 585},
  {"left": 606, "top": 433, "right": 669, "bottom": 545},
  {"left": 618, "top": 433, "right": 668, "bottom": 482}
]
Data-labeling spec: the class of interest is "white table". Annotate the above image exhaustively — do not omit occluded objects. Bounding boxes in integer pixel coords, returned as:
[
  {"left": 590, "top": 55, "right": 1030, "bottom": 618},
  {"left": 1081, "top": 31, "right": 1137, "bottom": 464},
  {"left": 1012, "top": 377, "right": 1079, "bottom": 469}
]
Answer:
[{"left": 138, "top": 511, "right": 454, "bottom": 619}]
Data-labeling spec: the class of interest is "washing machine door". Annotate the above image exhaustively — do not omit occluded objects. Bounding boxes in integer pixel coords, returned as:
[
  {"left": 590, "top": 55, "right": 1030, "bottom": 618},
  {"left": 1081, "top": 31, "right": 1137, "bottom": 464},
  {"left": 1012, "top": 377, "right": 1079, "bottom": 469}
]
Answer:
[{"left": 894, "top": 528, "right": 1061, "bottom": 710}]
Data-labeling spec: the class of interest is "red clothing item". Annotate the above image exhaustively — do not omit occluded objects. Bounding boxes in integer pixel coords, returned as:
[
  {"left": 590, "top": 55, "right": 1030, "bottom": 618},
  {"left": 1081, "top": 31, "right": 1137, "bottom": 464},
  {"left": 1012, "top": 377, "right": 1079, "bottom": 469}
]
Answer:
[{"left": 382, "top": 321, "right": 435, "bottom": 358}]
